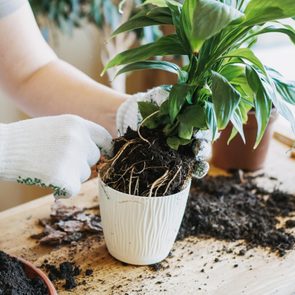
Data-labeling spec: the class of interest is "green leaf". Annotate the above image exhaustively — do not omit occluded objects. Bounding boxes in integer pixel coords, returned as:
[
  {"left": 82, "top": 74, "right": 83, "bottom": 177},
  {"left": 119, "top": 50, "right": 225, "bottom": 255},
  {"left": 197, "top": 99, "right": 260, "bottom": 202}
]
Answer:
[
  {"left": 230, "top": 107, "right": 246, "bottom": 143},
  {"left": 220, "top": 64, "right": 245, "bottom": 81},
  {"left": 168, "top": 84, "right": 195, "bottom": 122},
  {"left": 142, "top": 0, "right": 182, "bottom": 7},
  {"left": 159, "top": 99, "right": 169, "bottom": 115},
  {"left": 244, "top": 0, "right": 295, "bottom": 26},
  {"left": 262, "top": 79, "right": 295, "bottom": 134},
  {"left": 211, "top": 71, "right": 241, "bottom": 130},
  {"left": 178, "top": 122, "right": 194, "bottom": 140},
  {"left": 116, "top": 61, "right": 182, "bottom": 77},
  {"left": 138, "top": 101, "right": 159, "bottom": 120},
  {"left": 267, "top": 67, "right": 295, "bottom": 105},
  {"left": 204, "top": 102, "right": 217, "bottom": 141},
  {"left": 112, "top": 7, "right": 172, "bottom": 37},
  {"left": 167, "top": 0, "right": 192, "bottom": 53},
  {"left": 178, "top": 103, "right": 207, "bottom": 129},
  {"left": 227, "top": 127, "right": 239, "bottom": 145},
  {"left": 167, "top": 136, "right": 192, "bottom": 150},
  {"left": 247, "top": 23, "right": 295, "bottom": 45},
  {"left": 181, "top": 0, "right": 244, "bottom": 52},
  {"left": 102, "top": 34, "right": 186, "bottom": 74},
  {"left": 222, "top": 48, "right": 266, "bottom": 74},
  {"left": 246, "top": 66, "right": 272, "bottom": 148}
]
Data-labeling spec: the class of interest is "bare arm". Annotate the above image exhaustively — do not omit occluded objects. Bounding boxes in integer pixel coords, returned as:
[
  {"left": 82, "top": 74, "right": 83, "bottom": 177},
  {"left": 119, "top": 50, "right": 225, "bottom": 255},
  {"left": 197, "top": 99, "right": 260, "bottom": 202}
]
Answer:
[{"left": 0, "top": 1, "right": 127, "bottom": 135}]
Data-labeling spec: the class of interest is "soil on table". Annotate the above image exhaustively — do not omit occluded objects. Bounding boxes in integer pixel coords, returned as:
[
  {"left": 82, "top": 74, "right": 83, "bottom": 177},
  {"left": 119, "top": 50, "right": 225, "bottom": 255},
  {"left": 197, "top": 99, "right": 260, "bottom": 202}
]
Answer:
[
  {"left": 43, "top": 261, "right": 80, "bottom": 290},
  {"left": 178, "top": 173, "right": 295, "bottom": 256},
  {"left": 99, "top": 127, "right": 196, "bottom": 197},
  {"left": 0, "top": 251, "right": 48, "bottom": 295}
]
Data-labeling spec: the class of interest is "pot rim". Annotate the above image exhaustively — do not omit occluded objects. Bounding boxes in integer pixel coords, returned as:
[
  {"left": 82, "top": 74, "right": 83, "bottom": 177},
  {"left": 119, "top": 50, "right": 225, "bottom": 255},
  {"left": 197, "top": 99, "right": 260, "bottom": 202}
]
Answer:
[
  {"left": 17, "top": 257, "right": 57, "bottom": 295},
  {"left": 99, "top": 177, "right": 191, "bottom": 199}
]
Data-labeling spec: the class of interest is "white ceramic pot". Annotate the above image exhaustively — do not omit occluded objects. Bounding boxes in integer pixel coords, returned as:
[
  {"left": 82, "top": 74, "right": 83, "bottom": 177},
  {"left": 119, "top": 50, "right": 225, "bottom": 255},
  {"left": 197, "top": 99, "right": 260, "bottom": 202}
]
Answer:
[{"left": 98, "top": 178, "right": 191, "bottom": 265}]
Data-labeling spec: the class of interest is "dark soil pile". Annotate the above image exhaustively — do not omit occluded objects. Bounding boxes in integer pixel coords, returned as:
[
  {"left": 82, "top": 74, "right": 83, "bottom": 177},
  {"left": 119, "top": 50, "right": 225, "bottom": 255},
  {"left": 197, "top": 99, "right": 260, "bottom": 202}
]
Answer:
[
  {"left": 178, "top": 173, "right": 295, "bottom": 256},
  {"left": 100, "top": 127, "right": 196, "bottom": 196},
  {"left": 0, "top": 251, "right": 48, "bottom": 295},
  {"left": 42, "top": 261, "right": 93, "bottom": 291},
  {"left": 43, "top": 262, "right": 80, "bottom": 290},
  {"left": 32, "top": 201, "right": 102, "bottom": 245}
]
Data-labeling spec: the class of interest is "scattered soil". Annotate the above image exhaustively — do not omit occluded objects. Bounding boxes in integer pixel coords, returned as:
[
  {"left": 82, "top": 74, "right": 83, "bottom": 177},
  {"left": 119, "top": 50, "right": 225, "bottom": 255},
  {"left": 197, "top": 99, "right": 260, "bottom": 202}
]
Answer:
[
  {"left": 178, "top": 173, "right": 295, "bottom": 256},
  {"left": 0, "top": 251, "right": 48, "bottom": 295},
  {"left": 99, "top": 127, "right": 196, "bottom": 197},
  {"left": 43, "top": 261, "right": 82, "bottom": 290},
  {"left": 32, "top": 201, "right": 102, "bottom": 245}
]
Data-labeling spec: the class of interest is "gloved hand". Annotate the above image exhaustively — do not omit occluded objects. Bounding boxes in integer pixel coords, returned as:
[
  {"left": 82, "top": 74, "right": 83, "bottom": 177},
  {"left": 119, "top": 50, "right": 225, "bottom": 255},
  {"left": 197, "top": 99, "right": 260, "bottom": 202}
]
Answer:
[
  {"left": 0, "top": 115, "right": 112, "bottom": 198},
  {"left": 116, "top": 87, "right": 211, "bottom": 179}
]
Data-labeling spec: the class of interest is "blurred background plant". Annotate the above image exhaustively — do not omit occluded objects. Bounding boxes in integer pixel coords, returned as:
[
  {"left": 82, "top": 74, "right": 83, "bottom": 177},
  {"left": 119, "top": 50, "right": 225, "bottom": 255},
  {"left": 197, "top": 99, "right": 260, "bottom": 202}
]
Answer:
[{"left": 29, "top": 0, "right": 162, "bottom": 92}]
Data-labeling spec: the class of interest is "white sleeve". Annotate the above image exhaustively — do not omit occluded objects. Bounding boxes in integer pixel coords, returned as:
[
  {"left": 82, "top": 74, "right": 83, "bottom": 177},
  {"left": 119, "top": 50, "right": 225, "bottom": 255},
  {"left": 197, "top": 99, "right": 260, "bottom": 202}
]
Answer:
[{"left": 0, "top": 0, "right": 26, "bottom": 18}]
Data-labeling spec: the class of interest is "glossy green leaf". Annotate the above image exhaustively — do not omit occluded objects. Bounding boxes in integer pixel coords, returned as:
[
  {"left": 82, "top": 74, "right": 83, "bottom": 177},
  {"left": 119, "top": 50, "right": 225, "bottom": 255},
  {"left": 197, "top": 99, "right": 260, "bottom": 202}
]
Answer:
[
  {"left": 230, "top": 107, "right": 246, "bottom": 143},
  {"left": 142, "top": 0, "right": 182, "bottom": 7},
  {"left": 244, "top": 0, "right": 295, "bottom": 26},
  {"left": 220, "top": 64, "right": 254, "bottom": 101},
  {"left": 178, "top": 122, "right": 194, "bottom": 139},
  {"left": 168, "top": 84, "right": 195, "bottom": 121},
  {"left": 167, "top": 0, "right": 192, "bottom": 53},
  {"left": 262, "top": 79, "right": 295, "bottom": 134},
  {"left": 246, "top": 23, "right": 295, "bottom": 45},
  {"left": 220, "top": 64, "right": 245, "bottom": 81},
  {"left": 167, "top": 136, "right": 192, "bottom": 150},
  {"left": 112, "top": 7, "right": 172, "bottom": 37},
  {"left": 246, "top": 66, "right": 272, "bottom": 148},
  {"left": 181, "top": 0, "right": 244, "bottom": 52},
  {"left": 211, "top": 71, "right": 241, "bottom": 130},
  {"left": 102, "top": 34, "right": 186, "bottom": 74},
  {"left": 138, "top": 101, "right": 159, "bottom": 120},
  {"left": 227, "top": 127, "right": 238, "bottom": 145},
  {"left": 222, "top": 48, "right": 266, "bottom": 74},
  {"left": 116, "top": 60, "right": 182, "bottom": 77},
  {"left": 159, "top": 99, "right": 170, "bottom": 115},
  {"left": 178, "top": 103, "right": 207, "bottom": 129},
  {"left": 267, "top": 67, "right": 295, "bottom": 105},
  {"left": 204, "top": 102, "right": 217, "bottom": 140}
]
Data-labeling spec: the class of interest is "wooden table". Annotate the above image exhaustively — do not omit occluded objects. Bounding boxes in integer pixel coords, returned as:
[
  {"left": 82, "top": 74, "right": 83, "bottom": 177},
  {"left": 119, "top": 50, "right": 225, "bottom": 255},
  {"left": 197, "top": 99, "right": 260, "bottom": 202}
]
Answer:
[{"left": 0, "top": 138, "right": 295, "bottom": 295}]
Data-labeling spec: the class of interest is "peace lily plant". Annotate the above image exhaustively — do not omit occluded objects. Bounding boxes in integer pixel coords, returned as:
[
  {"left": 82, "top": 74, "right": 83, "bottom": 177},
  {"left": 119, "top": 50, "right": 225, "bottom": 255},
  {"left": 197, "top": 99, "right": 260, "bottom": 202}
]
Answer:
[
  {"left": 98, "top": 0, "right": 295, "bottom": 265},
  {"left": 104, "top": 0, "right": 295, "bottom": 150}
]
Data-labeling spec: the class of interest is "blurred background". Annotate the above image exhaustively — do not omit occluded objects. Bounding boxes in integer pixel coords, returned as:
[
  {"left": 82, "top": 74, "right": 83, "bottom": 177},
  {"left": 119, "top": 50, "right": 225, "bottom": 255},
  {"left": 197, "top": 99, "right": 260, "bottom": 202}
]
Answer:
[{"left": 0, "top": 0, "right": 294, "bottom": 211}]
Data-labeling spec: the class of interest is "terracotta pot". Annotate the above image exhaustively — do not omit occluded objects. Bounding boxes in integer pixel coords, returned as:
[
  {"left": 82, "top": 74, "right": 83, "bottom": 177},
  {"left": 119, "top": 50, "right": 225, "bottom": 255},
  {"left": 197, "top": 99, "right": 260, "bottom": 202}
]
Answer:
[
  {"left": 211, "top": 110, "right": 278, "bottom": 171},
  {"left": 18, "top": 257, "right": 57, "bottom": 295}
]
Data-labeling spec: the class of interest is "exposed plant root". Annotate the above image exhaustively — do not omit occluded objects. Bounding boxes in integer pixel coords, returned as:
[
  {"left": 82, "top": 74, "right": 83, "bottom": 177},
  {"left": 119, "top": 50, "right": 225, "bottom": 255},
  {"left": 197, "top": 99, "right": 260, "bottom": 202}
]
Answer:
[
  {"left": 163, "top": 166, "right": 182, "bottom": 196},
  {"left": 99, "top": 127, "right": 196, "bottom": 197},
  {"left": 149, "top": 170, "right": 169, "bottom": 197}
]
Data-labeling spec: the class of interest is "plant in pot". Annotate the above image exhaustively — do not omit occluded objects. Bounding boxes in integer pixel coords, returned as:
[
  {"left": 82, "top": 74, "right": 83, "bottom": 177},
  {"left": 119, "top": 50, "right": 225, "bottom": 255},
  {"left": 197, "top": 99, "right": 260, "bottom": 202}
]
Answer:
[{"left": 98, "top": 0, "right": 295, "bottom": 265}]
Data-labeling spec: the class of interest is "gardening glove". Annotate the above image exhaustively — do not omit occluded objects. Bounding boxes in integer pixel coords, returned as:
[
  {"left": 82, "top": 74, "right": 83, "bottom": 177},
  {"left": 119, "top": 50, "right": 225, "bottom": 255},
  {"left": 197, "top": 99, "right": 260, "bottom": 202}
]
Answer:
[
  {"left": 0, "top": 115, "right": 112, "bottom": 198},
  {"left": 116, "top": 87, "right": 211, "bottom": 179}
]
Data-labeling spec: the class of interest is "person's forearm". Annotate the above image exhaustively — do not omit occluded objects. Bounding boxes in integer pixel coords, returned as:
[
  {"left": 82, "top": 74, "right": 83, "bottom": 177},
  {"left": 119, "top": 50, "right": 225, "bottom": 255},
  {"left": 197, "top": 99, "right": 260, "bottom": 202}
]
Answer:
[
  {"left": 12, "top": 59, "right": 128, "bottom": 135},
  {"left": 0, "top": 1, "right": 128, "bottom": 136}
]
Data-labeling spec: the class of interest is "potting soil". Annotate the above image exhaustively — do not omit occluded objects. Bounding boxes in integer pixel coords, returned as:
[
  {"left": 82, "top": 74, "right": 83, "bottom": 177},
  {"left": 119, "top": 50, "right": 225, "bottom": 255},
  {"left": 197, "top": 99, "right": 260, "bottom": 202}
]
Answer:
[
  {"left": 0, "top": 251, "right": 48, "bottom": 295},
  {"left": 178, "top": 173, "right": 295, "bottom": 256},
  {"left": 100, "top": 127, "right": 196, "bottom": 196}
]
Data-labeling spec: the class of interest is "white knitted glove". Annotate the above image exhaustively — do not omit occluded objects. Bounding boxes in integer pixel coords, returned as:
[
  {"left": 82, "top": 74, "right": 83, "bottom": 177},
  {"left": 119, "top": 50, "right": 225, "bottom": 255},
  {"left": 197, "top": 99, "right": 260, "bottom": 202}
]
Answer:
[
  {"left": 0, "top": 115, "right": 112, "bottom": 198},
  {"left": 116, "top": 87, "right": 211, "bottom": 179}
]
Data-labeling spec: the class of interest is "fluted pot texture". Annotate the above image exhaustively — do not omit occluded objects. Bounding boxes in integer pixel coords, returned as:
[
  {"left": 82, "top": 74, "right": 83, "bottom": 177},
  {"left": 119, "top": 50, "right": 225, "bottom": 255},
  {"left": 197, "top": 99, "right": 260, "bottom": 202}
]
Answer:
[{"left": 98, "top": 178, "right": 191, "bottom": 265}]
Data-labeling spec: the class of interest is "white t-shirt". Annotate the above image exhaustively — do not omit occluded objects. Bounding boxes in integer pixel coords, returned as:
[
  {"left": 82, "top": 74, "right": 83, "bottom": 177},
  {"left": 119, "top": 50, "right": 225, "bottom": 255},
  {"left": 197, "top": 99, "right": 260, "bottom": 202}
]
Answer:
[{"left": 0, "top": 0, "right": 26, "bottom": 18}]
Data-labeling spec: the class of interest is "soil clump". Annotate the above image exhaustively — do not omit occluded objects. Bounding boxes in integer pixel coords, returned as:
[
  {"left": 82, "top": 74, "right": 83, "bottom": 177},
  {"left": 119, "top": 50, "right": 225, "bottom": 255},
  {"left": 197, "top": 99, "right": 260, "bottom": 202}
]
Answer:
[{"left": 43, "top": 261, "right": 82, "bottom": 291}]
